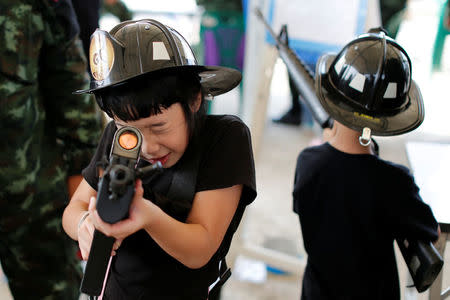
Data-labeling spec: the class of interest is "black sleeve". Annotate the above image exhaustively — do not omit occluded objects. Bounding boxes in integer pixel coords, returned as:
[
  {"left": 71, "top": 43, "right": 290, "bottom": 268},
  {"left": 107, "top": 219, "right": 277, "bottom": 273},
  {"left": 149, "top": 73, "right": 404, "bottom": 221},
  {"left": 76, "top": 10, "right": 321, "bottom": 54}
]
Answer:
[
  {"left": 293, "top": 151, "right": 309, "bottom": 215},
  {"left": 292, "top": 146, "right": 321, "bottom": 215},
  {"left": 196, "top": 116, "right": 256, "bottom": 205},
  {"left": 82, "top": 121, "right": 117, "bottom": 190},
  {"left": 386, "top": 165, "right": 438, "bottom": 242}
]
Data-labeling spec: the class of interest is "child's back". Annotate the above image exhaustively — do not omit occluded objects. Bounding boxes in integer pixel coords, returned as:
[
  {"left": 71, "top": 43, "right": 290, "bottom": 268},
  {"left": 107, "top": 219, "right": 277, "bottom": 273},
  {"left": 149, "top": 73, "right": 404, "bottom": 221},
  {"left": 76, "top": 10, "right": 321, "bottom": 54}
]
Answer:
[{"left": 294, "top": 140, "right": 437, "bottom": 299}]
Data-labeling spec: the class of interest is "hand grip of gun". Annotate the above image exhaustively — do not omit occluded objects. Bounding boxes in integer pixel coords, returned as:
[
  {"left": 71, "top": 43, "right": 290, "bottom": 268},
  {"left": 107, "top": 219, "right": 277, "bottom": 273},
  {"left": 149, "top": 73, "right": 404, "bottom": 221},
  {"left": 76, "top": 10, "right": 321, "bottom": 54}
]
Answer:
[
  {"left": 254, "top": 8, "right": 332, "bottom": 129},
  {"left": 80, "top": 127, "right": 162, "bottom": 297}
]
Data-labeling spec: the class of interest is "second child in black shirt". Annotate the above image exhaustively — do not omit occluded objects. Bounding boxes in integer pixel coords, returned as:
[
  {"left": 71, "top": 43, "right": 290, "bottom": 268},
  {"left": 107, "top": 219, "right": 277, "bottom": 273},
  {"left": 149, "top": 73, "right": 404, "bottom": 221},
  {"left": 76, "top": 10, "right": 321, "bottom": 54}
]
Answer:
[{"left": 293, "top": 28, "right": 439, "bottom": 299}]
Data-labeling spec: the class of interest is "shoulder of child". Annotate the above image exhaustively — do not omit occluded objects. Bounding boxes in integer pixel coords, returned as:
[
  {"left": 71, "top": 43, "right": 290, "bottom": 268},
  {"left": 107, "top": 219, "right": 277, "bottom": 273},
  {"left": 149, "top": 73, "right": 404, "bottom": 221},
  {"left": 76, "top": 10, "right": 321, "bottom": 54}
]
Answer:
[
  {"left": 379, "top": 158, "right": 412, "bottom": 176},
  {"left": 209, "top": 114, "right": 246, "bottom": 126},
  {"left": 298, "top": 142, "right": 331, "bottom": 159},
  {"left": 295, "top": 143, "right": 331, "bottom": 173},
  {"left": 206, "top": 114, "right": 250, "bottom": 135},
  {"left": 375, "top": 158, "right": 418, "bottom": 189}
]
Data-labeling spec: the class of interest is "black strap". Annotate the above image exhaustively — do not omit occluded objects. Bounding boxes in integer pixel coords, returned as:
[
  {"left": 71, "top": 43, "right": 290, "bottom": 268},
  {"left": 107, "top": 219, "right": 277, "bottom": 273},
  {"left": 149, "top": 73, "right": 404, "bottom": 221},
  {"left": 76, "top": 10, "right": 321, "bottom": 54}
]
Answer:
[
  {"left": 167, "top": 134, "right": 201, "bottom": 208},
  {"left": 209, "top": 258, "right": 232, "bottom": 295},
  {"left": 371, "top": 138, "right": 379, "bottom": 156}
]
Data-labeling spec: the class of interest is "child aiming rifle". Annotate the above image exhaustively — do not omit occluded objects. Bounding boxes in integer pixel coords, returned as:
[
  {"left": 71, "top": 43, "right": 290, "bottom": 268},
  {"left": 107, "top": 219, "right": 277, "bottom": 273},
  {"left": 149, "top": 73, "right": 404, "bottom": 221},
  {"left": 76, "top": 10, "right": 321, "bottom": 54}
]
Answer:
[{"left": 62, "top": 19, "right": 256, "bottom": 299}]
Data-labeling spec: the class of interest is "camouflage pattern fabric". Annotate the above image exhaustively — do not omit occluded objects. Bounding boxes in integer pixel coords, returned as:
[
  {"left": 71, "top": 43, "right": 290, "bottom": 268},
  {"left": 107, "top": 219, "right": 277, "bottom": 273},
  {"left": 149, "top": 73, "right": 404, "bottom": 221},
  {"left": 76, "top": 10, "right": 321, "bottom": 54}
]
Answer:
[
  {"left": 101, "top": 0, "right": 133, "bottom": 22},
  {"left": 0, "top": 0, "right": 102, "bottom": 299}
]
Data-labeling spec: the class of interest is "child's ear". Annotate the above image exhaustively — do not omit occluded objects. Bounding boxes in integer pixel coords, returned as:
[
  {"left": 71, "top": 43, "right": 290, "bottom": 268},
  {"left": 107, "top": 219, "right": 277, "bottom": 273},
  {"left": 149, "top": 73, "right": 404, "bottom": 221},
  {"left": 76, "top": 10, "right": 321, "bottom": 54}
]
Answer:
[{"left": 190, "top": 91, "right": 202, "bottom": 113}]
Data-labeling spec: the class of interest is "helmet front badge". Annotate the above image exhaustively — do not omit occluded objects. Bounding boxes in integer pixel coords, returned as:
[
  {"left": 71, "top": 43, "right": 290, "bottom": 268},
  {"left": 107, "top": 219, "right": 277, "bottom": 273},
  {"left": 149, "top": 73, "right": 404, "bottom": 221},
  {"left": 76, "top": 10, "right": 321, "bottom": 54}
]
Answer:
[{"left": 89, "top": 32, "right": 115, "bottom": 81}]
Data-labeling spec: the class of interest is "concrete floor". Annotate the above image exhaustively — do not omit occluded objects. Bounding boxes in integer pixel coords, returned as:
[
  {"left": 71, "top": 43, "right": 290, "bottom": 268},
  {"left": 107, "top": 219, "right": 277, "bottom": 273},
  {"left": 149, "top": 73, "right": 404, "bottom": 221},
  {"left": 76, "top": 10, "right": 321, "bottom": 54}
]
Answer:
[{"left": 1, "top": 0, "right": 450, "bottom": 299}]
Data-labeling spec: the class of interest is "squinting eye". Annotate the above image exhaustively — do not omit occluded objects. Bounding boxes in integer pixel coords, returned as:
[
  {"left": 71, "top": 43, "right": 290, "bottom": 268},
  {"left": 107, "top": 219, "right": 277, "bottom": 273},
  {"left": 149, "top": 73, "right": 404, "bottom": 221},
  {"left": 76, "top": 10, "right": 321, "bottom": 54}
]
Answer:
[
  {"left": 146, "top": 125, "right": 168, "bottom": 134},
  {"left": 153, "top": 128, "right": 167, "bottom": 134}
]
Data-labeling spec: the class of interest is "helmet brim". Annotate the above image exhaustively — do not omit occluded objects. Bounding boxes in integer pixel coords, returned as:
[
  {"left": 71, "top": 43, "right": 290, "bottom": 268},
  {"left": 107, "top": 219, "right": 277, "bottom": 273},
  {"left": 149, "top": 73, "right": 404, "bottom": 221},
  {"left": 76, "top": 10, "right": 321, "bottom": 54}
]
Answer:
[
  {"left": 315, "top": 54, "right": 424, "bottom": 136},
  {"left": 74, "top": 65, "right": 242, "bottom": 97}
]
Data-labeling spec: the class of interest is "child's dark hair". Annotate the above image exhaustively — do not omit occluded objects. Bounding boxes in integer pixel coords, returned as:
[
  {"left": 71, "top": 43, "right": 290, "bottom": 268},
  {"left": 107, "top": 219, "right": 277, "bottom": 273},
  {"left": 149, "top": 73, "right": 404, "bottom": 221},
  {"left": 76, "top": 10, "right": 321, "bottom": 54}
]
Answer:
[{"left": 95, "top": 70, "right": 206, "bottom": 137}]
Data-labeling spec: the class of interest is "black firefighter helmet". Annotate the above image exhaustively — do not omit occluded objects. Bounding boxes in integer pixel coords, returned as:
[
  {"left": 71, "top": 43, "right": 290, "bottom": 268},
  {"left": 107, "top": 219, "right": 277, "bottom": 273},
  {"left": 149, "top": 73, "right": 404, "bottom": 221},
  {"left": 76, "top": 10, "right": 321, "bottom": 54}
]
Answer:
[
  {"left": 75, "top": 19, "right": 241, "bottom": 97},
  {"left": 315, "top": 28, "right": 424, "bottom": 136}
]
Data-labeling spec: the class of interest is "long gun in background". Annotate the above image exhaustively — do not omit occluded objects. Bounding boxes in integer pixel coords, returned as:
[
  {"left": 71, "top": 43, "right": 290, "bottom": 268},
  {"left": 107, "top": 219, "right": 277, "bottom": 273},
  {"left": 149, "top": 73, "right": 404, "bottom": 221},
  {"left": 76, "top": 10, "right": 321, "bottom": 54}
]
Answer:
[
  {"left": 254, "top": 8, "right": 332, "bottom": 129},
  {"left": 254, "top": 8, "right": 443, "bottom": 293}
]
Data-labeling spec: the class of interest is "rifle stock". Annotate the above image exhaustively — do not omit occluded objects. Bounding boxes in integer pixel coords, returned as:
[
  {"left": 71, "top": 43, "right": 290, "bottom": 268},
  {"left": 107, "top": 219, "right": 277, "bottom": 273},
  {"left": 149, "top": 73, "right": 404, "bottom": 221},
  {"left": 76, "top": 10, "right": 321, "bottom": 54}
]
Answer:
[{"left": 397, "top": 238, "right": 443, "bottom": 293}]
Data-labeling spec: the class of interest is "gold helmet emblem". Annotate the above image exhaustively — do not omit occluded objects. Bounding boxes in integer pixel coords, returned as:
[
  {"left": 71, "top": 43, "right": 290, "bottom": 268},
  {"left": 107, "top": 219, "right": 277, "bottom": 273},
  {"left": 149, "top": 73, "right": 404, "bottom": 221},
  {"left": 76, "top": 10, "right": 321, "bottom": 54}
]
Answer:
[{"left": 89, "top": 31, "right": 115, "bottom": 81}]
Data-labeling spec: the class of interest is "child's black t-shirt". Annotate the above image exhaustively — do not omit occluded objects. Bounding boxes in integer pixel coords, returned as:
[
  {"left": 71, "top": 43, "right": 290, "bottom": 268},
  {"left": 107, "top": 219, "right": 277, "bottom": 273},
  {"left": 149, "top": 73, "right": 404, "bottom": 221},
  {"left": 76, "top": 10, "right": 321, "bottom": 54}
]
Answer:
[
  {"left": 293, "top": 142, "right": 438, "bottom": 300},
  {"left": 82, "top": 115, "right": 256, "bottom": 299}
]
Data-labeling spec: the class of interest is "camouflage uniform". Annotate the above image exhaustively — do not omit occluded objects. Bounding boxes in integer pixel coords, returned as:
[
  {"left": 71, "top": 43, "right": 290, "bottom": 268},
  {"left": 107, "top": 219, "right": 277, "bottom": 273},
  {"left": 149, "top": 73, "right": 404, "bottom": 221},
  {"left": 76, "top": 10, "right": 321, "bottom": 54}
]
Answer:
[
  {"left": 101, "top": 0, "right": 133, "bottom": 22},
  {"left": 0, "top": 0, "right": 102, "bottom": 299}
]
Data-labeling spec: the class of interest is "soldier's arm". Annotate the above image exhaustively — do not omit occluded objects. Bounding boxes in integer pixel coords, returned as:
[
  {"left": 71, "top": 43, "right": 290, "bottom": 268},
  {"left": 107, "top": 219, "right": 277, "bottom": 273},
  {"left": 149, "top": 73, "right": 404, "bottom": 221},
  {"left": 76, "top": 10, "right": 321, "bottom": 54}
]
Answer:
[
  {"left": 41, "top": 35, "right": 102, "bottom": 176},
  {"left": 40, "top": 2, "right": 102, "bottom": 176},
  {"left": 102, "top": 0, "right": 133, "bottom": 22}
]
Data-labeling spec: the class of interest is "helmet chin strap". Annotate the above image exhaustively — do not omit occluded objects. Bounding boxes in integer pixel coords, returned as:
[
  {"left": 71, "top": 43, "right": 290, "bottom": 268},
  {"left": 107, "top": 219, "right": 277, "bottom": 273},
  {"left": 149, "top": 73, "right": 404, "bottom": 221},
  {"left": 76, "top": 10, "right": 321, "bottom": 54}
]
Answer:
[{"left": 359, "top": 127, "right": 372, "bottom": 147}]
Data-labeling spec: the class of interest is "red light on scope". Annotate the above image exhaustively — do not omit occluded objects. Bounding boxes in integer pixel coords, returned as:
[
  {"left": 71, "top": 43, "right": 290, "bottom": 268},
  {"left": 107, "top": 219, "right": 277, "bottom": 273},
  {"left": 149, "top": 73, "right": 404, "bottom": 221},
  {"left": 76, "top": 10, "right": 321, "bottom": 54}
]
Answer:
[{"left": 118, "top": 131, "right": 138, "bottom": 150}]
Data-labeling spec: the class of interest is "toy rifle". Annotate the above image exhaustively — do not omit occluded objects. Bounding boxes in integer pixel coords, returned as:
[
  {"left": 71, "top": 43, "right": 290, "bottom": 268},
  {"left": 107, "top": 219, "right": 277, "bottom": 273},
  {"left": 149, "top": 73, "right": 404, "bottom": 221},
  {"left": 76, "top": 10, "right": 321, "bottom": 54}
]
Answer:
[
  {"left": 255, "top": 8, "right": 443, "bottom": 293},
  {"left": 80, "top": 126, "right": 162, "bottom": 298}
]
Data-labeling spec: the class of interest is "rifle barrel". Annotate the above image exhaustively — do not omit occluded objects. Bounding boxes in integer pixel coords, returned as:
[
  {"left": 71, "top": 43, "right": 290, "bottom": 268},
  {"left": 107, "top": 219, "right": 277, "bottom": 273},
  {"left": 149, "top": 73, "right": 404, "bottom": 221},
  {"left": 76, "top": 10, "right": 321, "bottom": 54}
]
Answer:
[{"left": 254, "top": 8, "right": 331, "bottom": 128}]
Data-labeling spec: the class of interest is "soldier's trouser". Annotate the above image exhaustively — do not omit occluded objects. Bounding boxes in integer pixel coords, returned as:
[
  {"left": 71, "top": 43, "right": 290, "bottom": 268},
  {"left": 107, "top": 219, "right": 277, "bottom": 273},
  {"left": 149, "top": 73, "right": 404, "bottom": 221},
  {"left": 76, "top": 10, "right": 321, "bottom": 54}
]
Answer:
[{"left": 0, "top": 213, "right": 81, "bottom": 300}]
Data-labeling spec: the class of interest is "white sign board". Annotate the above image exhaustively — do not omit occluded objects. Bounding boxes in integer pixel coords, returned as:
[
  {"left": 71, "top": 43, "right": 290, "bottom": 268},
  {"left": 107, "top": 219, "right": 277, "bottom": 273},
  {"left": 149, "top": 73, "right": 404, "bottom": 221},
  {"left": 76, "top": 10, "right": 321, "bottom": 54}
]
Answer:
[
  {"left": 266, "top": 0, "right": 370, "bottom": 53},
  {"left": 406, "top": 141, "right": 450, "bottom": 225}
]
